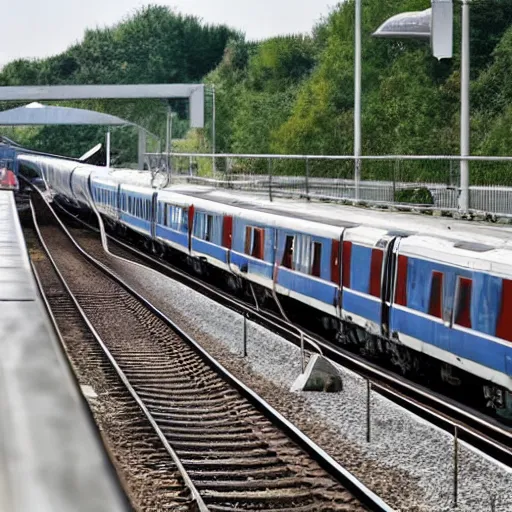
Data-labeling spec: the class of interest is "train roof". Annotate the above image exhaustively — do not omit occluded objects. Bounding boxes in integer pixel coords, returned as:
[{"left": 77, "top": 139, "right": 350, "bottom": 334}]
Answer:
[
  {"left": 157, "top": 189, "right": 345, "bottom": 239},
  {"left": 166, "top": 185, "right": 512, "bottom": 248},
  {"left": 398, "top": 235, "right": 512, "bottom": 278}
]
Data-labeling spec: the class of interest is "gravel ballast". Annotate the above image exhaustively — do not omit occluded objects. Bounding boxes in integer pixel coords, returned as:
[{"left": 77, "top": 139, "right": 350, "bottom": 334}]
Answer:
[{"left": 75, "top": 229, "right": 512, "bottom": 512}]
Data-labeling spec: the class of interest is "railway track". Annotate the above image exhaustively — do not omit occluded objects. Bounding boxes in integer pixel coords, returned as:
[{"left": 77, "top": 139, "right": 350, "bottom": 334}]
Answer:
[
  {"left": 50, "top": 198, "right": 512, "bottom": 469},
  {"left": 29, "top": 193, "right": 391, "bottom": 511},
  {"left": 28, "top": 232, "right": 194, "bottom": 511}
]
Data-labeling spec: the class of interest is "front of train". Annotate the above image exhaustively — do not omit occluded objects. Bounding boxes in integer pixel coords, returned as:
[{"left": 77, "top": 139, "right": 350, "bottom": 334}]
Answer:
[{"left": 0, "top": 143, "right": 18, "bottom": 191}]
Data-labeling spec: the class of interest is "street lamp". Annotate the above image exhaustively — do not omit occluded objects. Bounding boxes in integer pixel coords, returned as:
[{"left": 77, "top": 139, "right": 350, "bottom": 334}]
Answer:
[
  {"left": 460, "top": 0, "right": 470, "bottom": 212},
  {"left": 354, "top": 0, "right": 362, "bottom": 201},
  {"left": 372, "top": 1, "right": 471, "bottom": 212}
]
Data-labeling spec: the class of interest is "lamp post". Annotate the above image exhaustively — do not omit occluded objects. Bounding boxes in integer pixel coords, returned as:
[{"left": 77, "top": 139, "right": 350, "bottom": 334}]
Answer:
[
  {"left": 212, "top": 84, "right": 216, "bottom": 173},
  {"left": 459, "top": 0, "right": 470, "bottom": 212},
  {"left": 373, "top": 1, "right": 472, "bottom": 212},
  {"left": 354, "top": 0, "right": 362, "bottom": 201},
  {"left": 105, "top": 128, "right": 111, "bottom": 169},
  {"left": 165, "top": 107, "right": 171, "bottom": 172}
]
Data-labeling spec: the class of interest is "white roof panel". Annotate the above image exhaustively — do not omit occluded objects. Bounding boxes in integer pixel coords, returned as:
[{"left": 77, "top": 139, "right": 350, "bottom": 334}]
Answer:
[{"left": 0, "top": 103, "right": 130, "bottom": 126}]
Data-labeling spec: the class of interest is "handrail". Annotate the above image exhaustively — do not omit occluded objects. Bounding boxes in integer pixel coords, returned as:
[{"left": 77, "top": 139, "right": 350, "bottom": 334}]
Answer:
[{"left": 148, "top": 151, "right": 512, "bottom": 163}]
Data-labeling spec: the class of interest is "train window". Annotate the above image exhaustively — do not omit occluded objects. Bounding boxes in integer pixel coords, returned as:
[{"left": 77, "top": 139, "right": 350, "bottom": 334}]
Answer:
[
  {"left": 222, "top": 216, "right": 233, "bottom": 249},
  {"left": 244, "top": 226, "right": 253, "bottom": 255},
  {"left": 252, "top": 228, "right": 265, "bottom": 259},
  {"left": 454, "top": 277, "right": 472, "bottom": 328},
  {"left": 161, "top": 204, "right": 167, "bottom": 225},
  {"left": 193, "top": 212, "right": 209, "bottom": 240},
  {"left": 342, "top": 241, "right": 352, "bottom": 288},
  {"left": 394, "top": 255, "right": 408, "bottom": 306},
  {"left": 428, "top": 271, "right": 444, "bottom": 319},
  {"left": 331, "top": 240, "right": 341, "bottom": 285},
  {"left": 311, "top": 242, "right": 322, "bottom": 277},
  {"left": 369, "top": 248, "right": 384, "bottom": 298},
  {"left": 281, "top": 235, "right": 294, "bottom": 269},
  {"left": 181, "top": 210, "right": 189, "bottom": 233},
  {"left": 205, "top": 215, "right": 214, "bottom": 242},
  {"left": 293, "top": 235, "right": 311, "bottom": 274},
  {"left": 497, "top": 279, "right": 512, "bottom": 341},
  {"left": 171, "top": 206, "right": 183, "bottom": 230}
]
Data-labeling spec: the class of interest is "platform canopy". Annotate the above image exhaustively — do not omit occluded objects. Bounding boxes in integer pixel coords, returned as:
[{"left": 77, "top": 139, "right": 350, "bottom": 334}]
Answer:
[
  {"left": 373, "top": 8, "right": 431, "bottom": 40},
  {"left": 0, "top": 84, "right": 205, "bottom": 128},
  {"left": 0, "top": 102, "right": 131, "bottom": 126}
]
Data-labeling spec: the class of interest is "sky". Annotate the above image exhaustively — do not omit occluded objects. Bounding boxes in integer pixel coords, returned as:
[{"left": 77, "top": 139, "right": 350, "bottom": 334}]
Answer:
[{"left": 0, "top": 0, "right": 337, "bottom": 68}]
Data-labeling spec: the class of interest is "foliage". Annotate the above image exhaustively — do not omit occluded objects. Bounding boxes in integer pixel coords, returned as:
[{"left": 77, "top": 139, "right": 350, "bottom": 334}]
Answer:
[
  {"left": 0, "top": 5, "right": 238, "bottom": 161},
  {"left": 205, "top": 0, "right": 512, "bottom": 182},
  {"left": 395, "top": 187, "right": 434, "bottom": 205},
  {"left": 4, "top": 0, "right": 512, "bottom": 184}
]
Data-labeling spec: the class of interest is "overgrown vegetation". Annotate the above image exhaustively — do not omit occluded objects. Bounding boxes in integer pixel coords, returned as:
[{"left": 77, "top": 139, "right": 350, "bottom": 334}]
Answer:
[
  {"left": 0, "top": 5, "right": 238, "bottom": 162},
  {"left": 3, "top": 0, "right": 512, "bottom": 183}
]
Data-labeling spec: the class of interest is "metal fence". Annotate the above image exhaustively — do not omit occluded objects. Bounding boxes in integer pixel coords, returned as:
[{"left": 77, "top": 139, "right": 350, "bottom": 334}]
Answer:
[{"left": 144, "top": 152, "right": 512, "bottom": 218}]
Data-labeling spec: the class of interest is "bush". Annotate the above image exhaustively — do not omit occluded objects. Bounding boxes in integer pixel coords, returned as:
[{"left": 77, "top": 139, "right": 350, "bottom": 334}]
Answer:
[{"left": 395, "top": 187, "right": 434, "bottom": 206}]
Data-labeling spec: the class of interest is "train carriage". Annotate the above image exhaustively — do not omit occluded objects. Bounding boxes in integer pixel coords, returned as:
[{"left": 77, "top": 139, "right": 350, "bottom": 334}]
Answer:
[
  {"left": 340, "top": 226, "right": 398, "bottom": 337},
  {"left": 33, "top": 155, "right": 512, "bottom": 417},
  {"left": 390, "top": 235, "right": 512, "bottom": 404},
  {"left": 118, "top": 184, "right": 155, "bottom": 237},
  {"left": 90, "top": 176, "right": 121, "bottom": 222}
]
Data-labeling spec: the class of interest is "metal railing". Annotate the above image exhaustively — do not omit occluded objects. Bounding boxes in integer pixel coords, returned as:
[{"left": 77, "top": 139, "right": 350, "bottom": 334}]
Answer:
[{"left": 144, "top": 152, "right": 512, "bottom": 218}]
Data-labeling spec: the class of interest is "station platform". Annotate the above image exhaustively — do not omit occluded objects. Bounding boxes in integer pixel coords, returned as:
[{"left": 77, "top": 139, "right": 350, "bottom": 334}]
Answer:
[{"left": 0, "top": 191, "right": 128, "bottom": 511}]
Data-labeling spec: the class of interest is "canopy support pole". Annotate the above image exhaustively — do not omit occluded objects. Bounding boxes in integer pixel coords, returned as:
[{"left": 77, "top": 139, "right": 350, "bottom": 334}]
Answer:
[
  {"left": 138, "top": 127, "right": 146, "bottom": 170},
  {"left": 106, "top": 129, "right": 111, "bottom": 169}
]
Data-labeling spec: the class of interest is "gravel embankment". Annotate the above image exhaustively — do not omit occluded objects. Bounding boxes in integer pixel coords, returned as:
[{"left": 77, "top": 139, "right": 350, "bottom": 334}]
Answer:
[{"left": 76, "top": 229, "right": 512, "bottom": 512}]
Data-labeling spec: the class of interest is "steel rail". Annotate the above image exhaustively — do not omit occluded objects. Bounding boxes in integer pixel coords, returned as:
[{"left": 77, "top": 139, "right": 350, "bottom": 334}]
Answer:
[
  {"left": 28, "top": 258, "right": 133, "bottom": 512},
  {"left": 29, "top": 199, "right": 209, "bottom": 512},
  {"left": 32, "top": 187, "right": 394, "bottom": 512},
  {"left": 51, "top": 201, "right": 512, "bottom": 468},
  {"left": 113, "top": 245, "right": 512, "bottom": 464}
]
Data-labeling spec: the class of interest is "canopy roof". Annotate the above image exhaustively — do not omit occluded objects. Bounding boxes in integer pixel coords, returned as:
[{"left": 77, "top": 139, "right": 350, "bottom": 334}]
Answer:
[
  {"left": 0, "top": 102, "right": 132, "bottom": 126},
  {"left": 373, "top": 8, "right": 431, "bottom": 40}
]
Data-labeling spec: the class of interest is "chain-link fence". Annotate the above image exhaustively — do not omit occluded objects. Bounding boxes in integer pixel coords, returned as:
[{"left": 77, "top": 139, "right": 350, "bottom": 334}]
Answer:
[{"left": 144, "top": 152, "right": 512, "bottom": 217}]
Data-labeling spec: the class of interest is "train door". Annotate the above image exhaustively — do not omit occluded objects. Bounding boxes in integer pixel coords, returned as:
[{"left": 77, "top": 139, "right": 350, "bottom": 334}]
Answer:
[
  {"left": 222, "top": 215, "right": 233, "bottom": 264},
  {"left": 150, "top": 191, "right": 158, "bottom": 239},
  {"left": 115, "top": 184, "right": 122, "bottom": 220},
  {"left": 333, "top": 234, "right": 343, "bottom": 320},
  {"left": 187, "top": 204, "right": 195, "bottom": 253},
  {"left": 381, "top": 235, "right": 403, "bottom": 338}
]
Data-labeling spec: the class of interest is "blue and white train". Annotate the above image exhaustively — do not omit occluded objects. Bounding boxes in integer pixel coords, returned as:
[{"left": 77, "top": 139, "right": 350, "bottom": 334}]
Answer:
[{"left": 20, "top": 154, "right": 512, "bottom": 418}]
